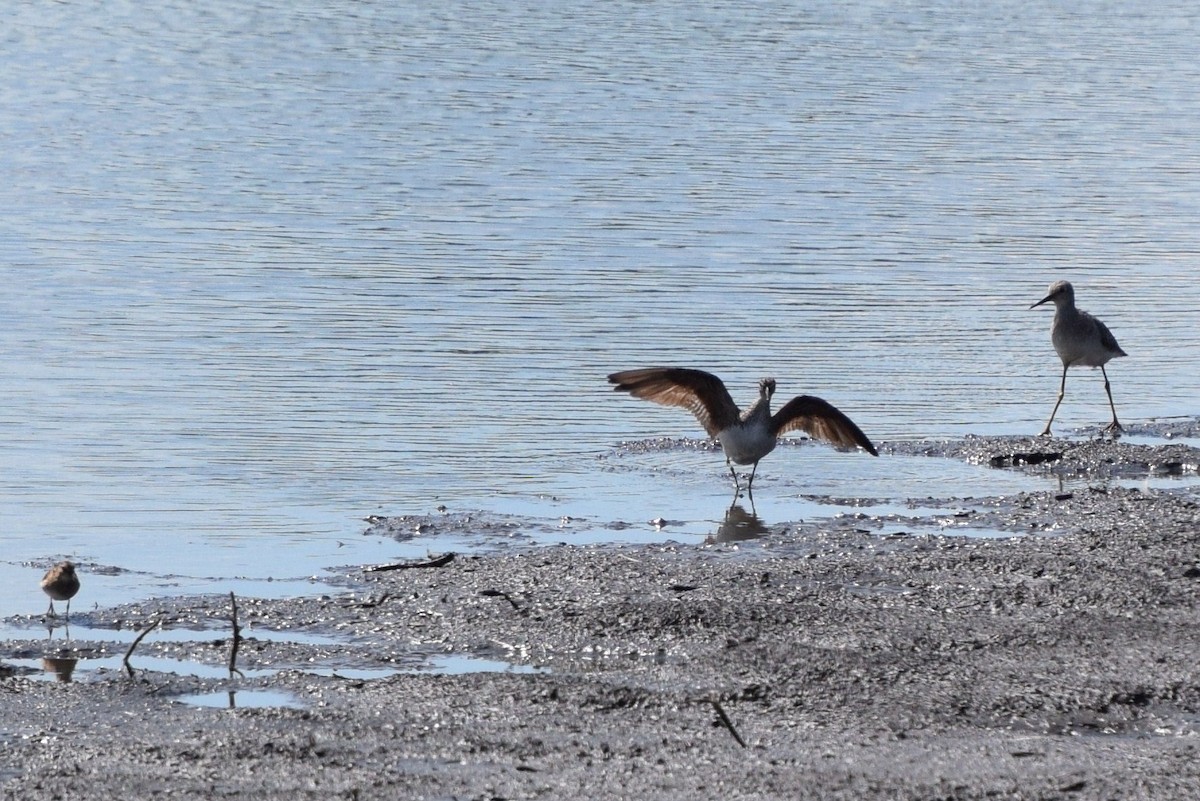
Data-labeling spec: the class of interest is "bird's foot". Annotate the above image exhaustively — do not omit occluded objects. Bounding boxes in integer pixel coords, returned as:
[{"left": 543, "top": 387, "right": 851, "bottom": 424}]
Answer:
[
  {"left": 1105, "top": 420, "right": 1124, "bottom": 438},
  {"left": 1038, "top": 428, "right": 1053, "bottom": 438}
]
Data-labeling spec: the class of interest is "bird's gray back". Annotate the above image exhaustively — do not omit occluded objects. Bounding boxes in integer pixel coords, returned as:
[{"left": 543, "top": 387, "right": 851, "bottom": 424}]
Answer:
[{"left": 1052, "top": 306, "right": 1126, "bottom": 367}]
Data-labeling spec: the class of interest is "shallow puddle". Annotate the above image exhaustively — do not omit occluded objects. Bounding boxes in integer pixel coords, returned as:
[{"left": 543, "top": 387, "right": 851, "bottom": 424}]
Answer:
[
  {"left": 0, "top": 620, "right": 345, "bottom": 647},
  {"left": 301, "top": 666, "right": 404, "bottom": 680},
  {"left": 6, "top": 638, "right": 543, "bottom": 685},
  {"left": 0, "top": 565, "right": 356, "bottom": 627},
  {"left": 6, "top": 654, "right": 275, "bottom": 683},
  {"left": 174, "top": 690, "right": 306, "bottom": 710},
  {"left": 1120, "top": 432, "right": 1200, "bottom": 450},
  {"left": 290, "top": 655, "right": 545, "bottom": 679}
]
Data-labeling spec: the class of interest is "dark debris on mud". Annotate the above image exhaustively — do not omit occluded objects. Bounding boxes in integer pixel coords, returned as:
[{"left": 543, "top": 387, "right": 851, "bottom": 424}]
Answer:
[
  {"left": 887, "top": 431, "right": 1200, "bottom": 480},
  {"left": 4, "top": 430, "right": 1200, "bottom": 800}
]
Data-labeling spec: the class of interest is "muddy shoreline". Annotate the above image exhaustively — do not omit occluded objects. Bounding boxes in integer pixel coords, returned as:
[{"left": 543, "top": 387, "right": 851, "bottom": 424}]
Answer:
[{"left": 4, "top": 433, "right": 1200, "bottom": 799}]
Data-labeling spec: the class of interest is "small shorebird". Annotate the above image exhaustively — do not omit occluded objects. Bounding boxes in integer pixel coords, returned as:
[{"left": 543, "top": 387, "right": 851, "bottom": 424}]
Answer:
[
  {"left": 608, "top": 367, "right": 877, "bottom": 492},
  {"left": 1030, "top": 280, "right": 1126, "bottom": 436},
  {"left": 41, "top": 561, "right": 80, "bottom": 618}
]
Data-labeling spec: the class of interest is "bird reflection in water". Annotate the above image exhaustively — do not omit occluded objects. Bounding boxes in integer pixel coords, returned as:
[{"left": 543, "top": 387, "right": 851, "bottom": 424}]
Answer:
[
  {"left": 41, "top": 656, "right": 78, "bottom": 683},
  {"left": 44, "top": 616, "right": 72, "bottom": 641},
  {"left": 707, "top": 503, "right": 769, "bottom": 544}
]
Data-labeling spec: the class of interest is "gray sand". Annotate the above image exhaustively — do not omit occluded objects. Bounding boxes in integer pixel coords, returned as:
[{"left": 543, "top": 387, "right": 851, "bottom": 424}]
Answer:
[{"left": 4, "top": 432, "right": 1200, "bottom": 799}]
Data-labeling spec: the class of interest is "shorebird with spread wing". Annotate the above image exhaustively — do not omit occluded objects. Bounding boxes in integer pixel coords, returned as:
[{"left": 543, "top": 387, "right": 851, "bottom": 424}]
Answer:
[{"left": 608, "top": 367, "right": 877, "bottom": 493}]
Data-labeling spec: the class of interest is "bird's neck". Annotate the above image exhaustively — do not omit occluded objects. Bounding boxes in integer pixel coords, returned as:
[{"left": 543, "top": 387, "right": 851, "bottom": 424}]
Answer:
[
  {"left": 741, "top": 396, "right": 772, "bottom": 425},
  {"left": 1054, "top": 301, "right": 1079, "bottom": 319}
]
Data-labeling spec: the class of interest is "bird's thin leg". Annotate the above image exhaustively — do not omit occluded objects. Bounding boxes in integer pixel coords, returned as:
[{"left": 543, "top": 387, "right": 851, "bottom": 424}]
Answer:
[
  {"left": 1040, "top": 365, "right": 1068, "bottom": 437},
  {"left": 746, "top": 461, "right": 759, "bottom": 496},
  {"left": 65, "top": 599, "right": 71, "bottom": 619},
  {"left": 1101, "top": 365, "right": 1123, "bottom": 434},
  {"left": 727, "top": 459, "right": 740, "bottom": 491},
  {"left": 45, "top": 600, "right": 56, "bottom": 617}
]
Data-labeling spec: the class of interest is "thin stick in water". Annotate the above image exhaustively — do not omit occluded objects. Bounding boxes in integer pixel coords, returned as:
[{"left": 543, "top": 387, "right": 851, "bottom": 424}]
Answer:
[
  {"left": 365, "top": 553, "right": 456, "bottom": 572},
  {"left": 123, "top": 619, "right": 161, "bottom": 678},
  {"left": 228, "top": 591, "right": 244, "bottom": 679}
]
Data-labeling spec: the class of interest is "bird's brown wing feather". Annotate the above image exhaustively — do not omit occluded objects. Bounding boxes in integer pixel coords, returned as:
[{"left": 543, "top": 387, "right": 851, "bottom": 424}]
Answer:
[
  {"left": 607, "top": 368, "right": 740, "bottom": 437},
  {"left": 770, "top": 395, "right": 878, "bottom": 455}
]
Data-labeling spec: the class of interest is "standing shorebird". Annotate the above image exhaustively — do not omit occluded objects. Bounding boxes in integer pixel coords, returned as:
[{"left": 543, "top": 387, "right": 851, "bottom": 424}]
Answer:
[
  {"left": 41, "top": 561, "right": 80, "bottom": 618},
  {"left": 1030, "top": 280, "right": 1127, "bottom": 436},
  {"left": 608, "top": 367, "right": 877, "bottom": 492}
]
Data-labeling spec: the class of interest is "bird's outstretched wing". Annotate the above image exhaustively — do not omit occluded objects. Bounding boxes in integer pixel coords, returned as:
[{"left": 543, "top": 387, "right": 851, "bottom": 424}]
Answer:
[
  {"left": 607, "top": 367, "right": 740, "bottom": 438},
  {"left": 771, "top": 395, "right": 878, "bottom": 455}
]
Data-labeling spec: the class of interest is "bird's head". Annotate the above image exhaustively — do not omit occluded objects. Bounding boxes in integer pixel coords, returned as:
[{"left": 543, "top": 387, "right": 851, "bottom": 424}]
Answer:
[
  {"left": 759, "top": 377, "right": 776, "bottom": 400},
  {"left": 1031, "top": 280, "right": 1074, "bottom": 309}
]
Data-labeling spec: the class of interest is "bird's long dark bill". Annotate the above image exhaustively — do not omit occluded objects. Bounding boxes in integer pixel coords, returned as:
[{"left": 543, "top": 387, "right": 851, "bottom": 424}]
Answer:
[{"left": 1030, "top": 295, "right": 1052, "bottom": 309}]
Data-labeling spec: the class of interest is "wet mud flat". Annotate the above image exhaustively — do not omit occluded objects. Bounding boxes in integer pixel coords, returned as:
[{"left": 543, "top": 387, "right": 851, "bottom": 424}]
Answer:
[{"left": 4, "top": 433, "right": 1200, "bottom": 800}]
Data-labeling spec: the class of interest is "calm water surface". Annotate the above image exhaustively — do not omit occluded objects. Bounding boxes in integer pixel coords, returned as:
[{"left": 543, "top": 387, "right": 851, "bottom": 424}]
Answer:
[{"left": 3, "top": 1, "right": 1199, "bottom": 614}]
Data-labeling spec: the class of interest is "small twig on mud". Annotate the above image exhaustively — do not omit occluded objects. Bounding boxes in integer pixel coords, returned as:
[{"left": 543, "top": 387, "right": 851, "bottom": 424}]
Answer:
[
  {"left": 229, "top": 591, "right": 244, "bottom": 678},
  {"left": 479, "top": 589, "right": 521, "bottom": 610},
  {"left": 364, "top": 553, "right": 456, "bottom": 572},
  {"left": 123, "top": 619, "right": 161, "bottom": 678},
  {"left": 709, "top": 699, "right": 748, "bottom": 748}
]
